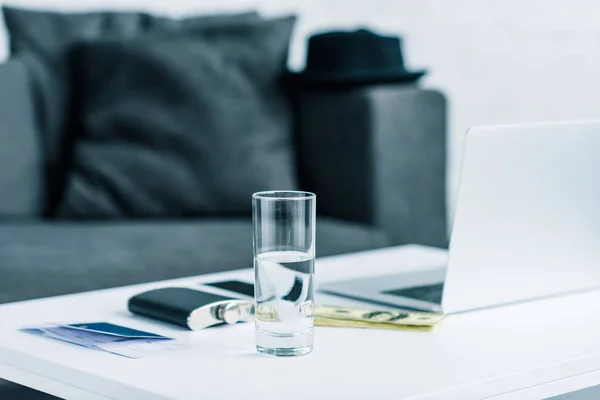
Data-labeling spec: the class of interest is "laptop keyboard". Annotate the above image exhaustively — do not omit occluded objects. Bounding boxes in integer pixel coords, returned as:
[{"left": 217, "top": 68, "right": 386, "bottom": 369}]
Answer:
[{"left": 382, "top": 283, "right": 444, "bottom": 304}]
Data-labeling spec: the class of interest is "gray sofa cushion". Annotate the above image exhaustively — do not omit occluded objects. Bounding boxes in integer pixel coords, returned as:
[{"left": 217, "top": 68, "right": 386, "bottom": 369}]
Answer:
[
  {"left": 0, "top": 218, "right": 390, "bottom": 303},
  {"left": 0, "top": 60, "right": 43, "bottom": 217},
  {"left": 2, "top": 6, "right": 259, "bottom": 214},
  {"left": 57, "top": 16, "right": 297, "bottom": 218}
]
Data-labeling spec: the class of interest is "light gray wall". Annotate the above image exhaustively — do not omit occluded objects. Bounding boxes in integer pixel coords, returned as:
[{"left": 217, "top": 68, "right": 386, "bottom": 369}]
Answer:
[{"left": 2, "top": 0, "right": 599, "bottom": 211}]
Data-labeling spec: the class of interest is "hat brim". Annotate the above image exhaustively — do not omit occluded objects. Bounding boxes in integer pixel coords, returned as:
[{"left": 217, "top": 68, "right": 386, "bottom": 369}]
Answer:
[{"left": 287, "top": 69, "right": 426, "bottom": 87}]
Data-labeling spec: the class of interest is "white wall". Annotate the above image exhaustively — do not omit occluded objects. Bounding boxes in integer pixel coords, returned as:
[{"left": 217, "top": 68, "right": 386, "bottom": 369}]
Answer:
[{"left": 2, "top": 0, "right": 600, "bottom": 212}]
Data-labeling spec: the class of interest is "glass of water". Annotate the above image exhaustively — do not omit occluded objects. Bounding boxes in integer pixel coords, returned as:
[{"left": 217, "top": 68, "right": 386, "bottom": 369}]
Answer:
[{"left": 252, "top": 191, "right": 316, "bottom": 356}]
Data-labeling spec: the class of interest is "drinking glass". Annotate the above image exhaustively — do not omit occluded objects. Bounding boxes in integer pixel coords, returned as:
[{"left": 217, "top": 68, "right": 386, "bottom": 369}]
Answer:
[{"left": 252, "top": 191, "right": 316, "bottom": 356}]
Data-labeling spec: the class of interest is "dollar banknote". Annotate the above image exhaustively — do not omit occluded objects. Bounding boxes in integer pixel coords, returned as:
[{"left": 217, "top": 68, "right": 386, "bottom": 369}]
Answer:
[
  {"left": 256, "top": 303, "right": 444, "bottom": 331},
  {"left": 314, "top": 317, "right": 435, "bottom": 331},
  {"left": 314, "top": 305, "right": 444, "bottom": 331}
]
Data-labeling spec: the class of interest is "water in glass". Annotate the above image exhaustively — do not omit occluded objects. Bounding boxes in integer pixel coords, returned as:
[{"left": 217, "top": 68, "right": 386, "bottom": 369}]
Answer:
[{"left": 254, "top": 250, "right": 314, "bottom": 356}]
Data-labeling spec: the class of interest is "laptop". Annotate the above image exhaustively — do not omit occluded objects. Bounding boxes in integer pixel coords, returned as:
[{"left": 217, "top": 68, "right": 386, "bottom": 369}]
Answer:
[{"left": 319, "top": 121, "right": 600, "bottom": 314}]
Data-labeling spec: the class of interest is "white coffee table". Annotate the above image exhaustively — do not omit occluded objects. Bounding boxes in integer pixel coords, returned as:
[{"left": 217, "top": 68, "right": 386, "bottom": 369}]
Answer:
[{"left": 2, "top": 245, "right": 600, "bottom": 399}]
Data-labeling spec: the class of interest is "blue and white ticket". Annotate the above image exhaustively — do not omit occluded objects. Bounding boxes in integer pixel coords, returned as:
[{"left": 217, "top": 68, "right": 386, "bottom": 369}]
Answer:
[{"left": 21, "top": 322, "right": 189, "bottom": 358}]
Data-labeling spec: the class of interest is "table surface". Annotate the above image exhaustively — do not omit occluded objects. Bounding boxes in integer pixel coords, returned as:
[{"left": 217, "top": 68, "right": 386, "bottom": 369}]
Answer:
[{"left": 2, "top": 245, "right": 600, "bottom": 400}]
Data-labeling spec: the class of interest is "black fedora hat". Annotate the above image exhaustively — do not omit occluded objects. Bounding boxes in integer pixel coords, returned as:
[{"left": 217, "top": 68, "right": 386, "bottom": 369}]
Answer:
[{"left": 289, "top": 29, "right": 426, "bottom": 87}]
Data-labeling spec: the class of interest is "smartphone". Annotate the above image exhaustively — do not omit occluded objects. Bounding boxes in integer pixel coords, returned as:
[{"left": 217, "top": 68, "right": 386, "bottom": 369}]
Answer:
[{"left": 204, "top": 280, "right": 255, "bottom": 297}]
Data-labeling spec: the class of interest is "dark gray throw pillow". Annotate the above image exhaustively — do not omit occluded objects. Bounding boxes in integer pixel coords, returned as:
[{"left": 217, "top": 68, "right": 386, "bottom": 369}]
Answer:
[
  {"left": 2, "top": 6, "right": 259, "bottom": 214},
  {"left": 57, "top": 16, "right": 298, "bottom": 218}
]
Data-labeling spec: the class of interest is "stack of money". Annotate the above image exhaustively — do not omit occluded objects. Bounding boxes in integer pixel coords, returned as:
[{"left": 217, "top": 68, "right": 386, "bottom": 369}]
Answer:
[{"left": 314, "top": 305, "right": 444, "bottom": 332}]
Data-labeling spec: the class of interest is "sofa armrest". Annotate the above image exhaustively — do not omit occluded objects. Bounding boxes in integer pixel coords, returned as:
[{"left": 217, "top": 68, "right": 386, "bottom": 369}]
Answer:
[
  {"left": 0, "top": 59, "right": 43, "bottom": 218},
  {"left": 296, "top": 85, "right": 448, "bottom": 248}
]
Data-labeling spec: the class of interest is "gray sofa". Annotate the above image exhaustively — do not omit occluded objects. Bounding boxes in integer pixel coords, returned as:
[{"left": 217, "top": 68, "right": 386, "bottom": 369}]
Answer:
[
  {"left": 0, "top": 59, "right": 447, "bottom": 305},
  {"left": 0, "top": 57, "right": 447, "bottom": 399}
]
